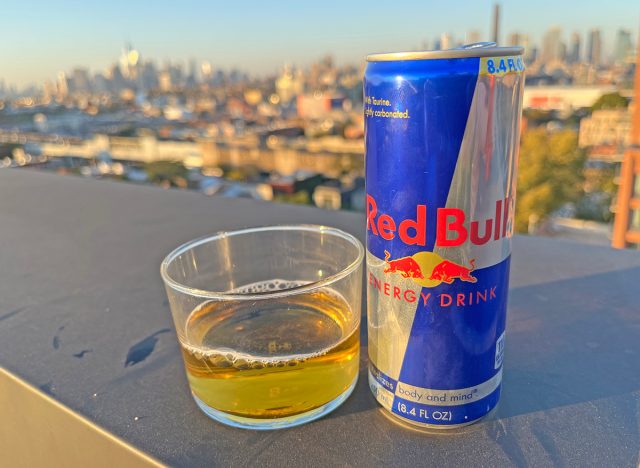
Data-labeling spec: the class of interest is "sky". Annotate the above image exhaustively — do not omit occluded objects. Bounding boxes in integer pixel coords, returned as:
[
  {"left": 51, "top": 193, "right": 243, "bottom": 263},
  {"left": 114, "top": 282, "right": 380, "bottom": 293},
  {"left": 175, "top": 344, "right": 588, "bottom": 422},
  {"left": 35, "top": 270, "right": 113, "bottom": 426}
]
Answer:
[{"left": 0, "top": 0, "right": 638, "bottom": 87}]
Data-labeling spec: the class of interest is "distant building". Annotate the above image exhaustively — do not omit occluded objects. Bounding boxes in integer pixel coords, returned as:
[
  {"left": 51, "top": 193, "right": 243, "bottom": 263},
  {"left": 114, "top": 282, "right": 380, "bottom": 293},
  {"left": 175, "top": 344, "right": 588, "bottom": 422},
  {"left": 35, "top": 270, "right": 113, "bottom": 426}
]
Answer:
[
  {"left": 140, "top": 61, "right": 158, "bottom": 91},
  {"left": 119, "top": 44, "right": 140, "bottom": 80},
  {"left": 93, "top": 73, "right": 109, "bottom": 93},
  {"left": 507, "top": 32, "right": 521, "bottom": 47},
  {"left": 466, "top": 30, "right": 481, "bottom": 44},
  {"left": 168, "top": 63, "right": 185, "bottom": 88},
  {"left": 159, "top": 70, "right": 172, "bottom": 92},
  {"left": 200, "top": 61, "right": 213, "bottom": 84},
  {"left": 523, "top": 85, "right": 615, "bottom": 112},
  {"left": 270, "top": 171, "right": 324, "bottom": 197},
  {"left": 567, "top": 32, "right": 581, "bottom": 64},
  {"left": 313, "top": 177, "right": 365, "bottom": 211},
  {"left": 440, "top": 33, "right": 452, "bottom": 50},
  {"left": 614, "top": 29, "right": 634, "bottom": 63},
  {"left": 587, "top": 29, "right": 602, "bottom": 68},
  {"left": 507, "top": 32, "right": 530, "bottom": 61},
  {"left": 71, "top": 68, "right": 91, "bottom": 93},
  {"left": 579, "top": 109, "right": 631, "bottom": 149},
  {"left": 106, "top": 65, "right": 126, "bottom": 93},
  {"left": 275, "top": 65, "right": 303, "bottom": 105},
  {"left": 42, "top": 80, "right": 56, "bottom": 101},
  {"left": 313, "top": 185, "right": 342, "bottom": 210},
  {"left": 38, "top": 134, "right": 203, "bottom": 167},
  {"left": 187, "top": 58, "right": 199, "bottom": 86},
  {"left": 56, "top": 72, "right": 69, "bottom": 98},
  {"left": 541, "top": 27, "right": 564, "bottom": 64},
  {"left": 219, "top": 182, "right": 273, "bottom": 201},
  {"left": 297, "top": 92, "right": 332, "bottom": 118}
]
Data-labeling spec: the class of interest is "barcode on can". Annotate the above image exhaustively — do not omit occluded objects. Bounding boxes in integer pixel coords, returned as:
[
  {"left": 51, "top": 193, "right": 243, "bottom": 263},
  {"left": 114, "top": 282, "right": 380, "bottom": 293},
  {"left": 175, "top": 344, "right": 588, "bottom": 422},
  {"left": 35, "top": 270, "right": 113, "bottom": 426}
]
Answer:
[{"left": 495, "top": 331, "right": 506, "bottom": 369}]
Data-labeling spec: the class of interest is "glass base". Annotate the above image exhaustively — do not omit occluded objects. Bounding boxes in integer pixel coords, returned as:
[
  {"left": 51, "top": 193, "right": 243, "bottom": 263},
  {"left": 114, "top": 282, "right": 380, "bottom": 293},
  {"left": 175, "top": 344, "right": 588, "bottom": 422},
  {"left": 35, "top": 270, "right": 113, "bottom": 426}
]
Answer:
[{"left": 192, "top": 377, "right": 357, "bottom": 430}]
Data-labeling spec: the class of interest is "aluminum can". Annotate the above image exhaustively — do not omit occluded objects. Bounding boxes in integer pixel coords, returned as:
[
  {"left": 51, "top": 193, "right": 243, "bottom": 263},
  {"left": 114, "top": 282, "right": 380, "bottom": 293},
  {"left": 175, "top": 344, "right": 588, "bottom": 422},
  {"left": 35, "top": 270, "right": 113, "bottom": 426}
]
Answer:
[{"left": 365, "top": 43, "right": 525, "bottom": 428}]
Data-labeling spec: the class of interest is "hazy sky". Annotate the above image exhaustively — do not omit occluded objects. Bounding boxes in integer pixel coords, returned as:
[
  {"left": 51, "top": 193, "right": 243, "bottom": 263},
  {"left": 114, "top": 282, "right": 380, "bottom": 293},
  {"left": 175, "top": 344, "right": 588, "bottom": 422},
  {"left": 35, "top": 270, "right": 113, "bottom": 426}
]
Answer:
[{"left": 1, "top": 0, "right": 638, "bottom": 87}]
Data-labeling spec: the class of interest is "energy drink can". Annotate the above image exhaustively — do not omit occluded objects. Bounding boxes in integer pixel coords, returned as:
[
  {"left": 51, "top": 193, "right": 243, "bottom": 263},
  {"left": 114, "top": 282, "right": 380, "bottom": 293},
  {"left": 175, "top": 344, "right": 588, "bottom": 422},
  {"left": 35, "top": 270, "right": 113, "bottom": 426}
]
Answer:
[{"left": 364, "top": 43, "right": 525, "bottom": 428}]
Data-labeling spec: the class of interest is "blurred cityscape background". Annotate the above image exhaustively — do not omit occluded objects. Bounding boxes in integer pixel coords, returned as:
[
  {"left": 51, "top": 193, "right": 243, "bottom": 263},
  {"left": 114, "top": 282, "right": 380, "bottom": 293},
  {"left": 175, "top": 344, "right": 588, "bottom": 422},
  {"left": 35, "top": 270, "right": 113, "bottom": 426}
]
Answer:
[{"left": 1, "top": 2, "right": 639, "bottom": 247}]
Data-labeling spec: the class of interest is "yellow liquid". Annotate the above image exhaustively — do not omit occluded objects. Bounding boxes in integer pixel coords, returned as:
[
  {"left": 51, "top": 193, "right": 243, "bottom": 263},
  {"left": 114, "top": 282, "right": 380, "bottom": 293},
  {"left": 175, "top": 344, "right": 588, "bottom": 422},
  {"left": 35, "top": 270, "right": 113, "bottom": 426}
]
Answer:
[{"left": 180, "top": 287, "right": 359, "bottom": 420}]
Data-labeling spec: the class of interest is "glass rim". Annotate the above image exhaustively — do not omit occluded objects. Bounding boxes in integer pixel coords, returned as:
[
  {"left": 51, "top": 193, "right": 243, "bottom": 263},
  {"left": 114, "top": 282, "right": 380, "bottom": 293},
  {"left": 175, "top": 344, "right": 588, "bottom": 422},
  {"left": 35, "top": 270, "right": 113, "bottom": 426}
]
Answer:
[{"left": 160, "top": 224, "right": 364, "bottom": 301}]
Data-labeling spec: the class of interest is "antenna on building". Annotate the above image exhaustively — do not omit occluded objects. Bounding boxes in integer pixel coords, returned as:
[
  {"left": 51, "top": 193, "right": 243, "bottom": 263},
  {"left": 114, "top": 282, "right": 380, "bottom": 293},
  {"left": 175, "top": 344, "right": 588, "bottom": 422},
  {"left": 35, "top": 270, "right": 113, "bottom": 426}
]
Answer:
[{"left": 492, "top": 4, "right": 501, "bottom": 44}]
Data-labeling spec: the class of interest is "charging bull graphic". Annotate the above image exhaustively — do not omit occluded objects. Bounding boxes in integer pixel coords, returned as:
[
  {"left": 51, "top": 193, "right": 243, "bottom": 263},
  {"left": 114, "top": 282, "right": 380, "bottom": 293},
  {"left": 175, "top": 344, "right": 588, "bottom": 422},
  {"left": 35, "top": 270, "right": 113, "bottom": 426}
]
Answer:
[
  {"left": 383, "top": 250, "right": 476, "bottom": 286},
  {"left": 429, "top": 259, "right": 477, "bottom": 284},
  {"left": 383, "top": 250, "right": 424, "bottom": 279}
]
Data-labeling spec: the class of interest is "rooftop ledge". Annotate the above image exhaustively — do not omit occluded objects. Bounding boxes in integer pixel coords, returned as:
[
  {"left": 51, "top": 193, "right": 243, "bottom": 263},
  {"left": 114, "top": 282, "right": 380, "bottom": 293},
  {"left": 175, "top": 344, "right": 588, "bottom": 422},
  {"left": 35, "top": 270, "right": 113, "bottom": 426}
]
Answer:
[{"left": 1, "top": 169, "right": 640, "bottom": 466}]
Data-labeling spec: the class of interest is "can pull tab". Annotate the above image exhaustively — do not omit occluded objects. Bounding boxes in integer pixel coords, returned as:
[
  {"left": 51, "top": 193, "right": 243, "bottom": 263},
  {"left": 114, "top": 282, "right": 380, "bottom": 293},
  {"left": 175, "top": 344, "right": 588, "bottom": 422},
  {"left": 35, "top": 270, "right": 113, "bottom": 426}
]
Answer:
[{"left": 453, "top": 42, "right": 497, "bottom": 50}]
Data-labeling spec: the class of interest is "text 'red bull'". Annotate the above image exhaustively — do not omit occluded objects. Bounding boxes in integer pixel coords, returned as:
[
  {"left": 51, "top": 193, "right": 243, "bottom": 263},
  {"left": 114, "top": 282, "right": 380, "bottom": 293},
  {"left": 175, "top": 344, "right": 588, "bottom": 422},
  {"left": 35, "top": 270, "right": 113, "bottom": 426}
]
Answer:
[{"left": 366, "top": 194, "right": 514, "bottom": 247}]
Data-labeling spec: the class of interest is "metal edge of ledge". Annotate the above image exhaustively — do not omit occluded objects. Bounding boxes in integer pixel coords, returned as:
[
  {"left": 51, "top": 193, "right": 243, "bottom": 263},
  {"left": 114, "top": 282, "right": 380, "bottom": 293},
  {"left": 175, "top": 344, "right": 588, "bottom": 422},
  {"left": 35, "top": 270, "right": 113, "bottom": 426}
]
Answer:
[{"left": 0, "top": 367, "right": 165, "bottom": 468}]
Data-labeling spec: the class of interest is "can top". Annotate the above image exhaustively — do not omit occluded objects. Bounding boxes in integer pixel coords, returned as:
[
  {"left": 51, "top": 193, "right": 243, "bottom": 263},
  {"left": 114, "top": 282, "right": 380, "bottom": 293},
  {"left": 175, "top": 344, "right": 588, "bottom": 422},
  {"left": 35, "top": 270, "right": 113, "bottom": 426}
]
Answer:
[{"left": 366, "top": 42, "right": 524, "bottom": 62}]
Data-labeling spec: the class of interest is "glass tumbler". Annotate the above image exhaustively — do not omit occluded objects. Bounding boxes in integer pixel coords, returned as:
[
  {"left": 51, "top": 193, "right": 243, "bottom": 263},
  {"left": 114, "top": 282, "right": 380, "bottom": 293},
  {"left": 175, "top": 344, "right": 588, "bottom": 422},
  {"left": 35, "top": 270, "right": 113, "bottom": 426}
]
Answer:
[{"left": 160, "top": 225, "right": 364, "bottom": 430}]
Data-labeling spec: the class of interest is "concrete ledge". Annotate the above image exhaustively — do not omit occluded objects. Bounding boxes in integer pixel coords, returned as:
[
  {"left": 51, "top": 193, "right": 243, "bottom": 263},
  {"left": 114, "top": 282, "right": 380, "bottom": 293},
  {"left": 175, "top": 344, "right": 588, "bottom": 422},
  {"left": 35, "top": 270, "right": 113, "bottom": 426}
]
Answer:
[{"left": 1, "top": 169, "right": 640, "bottom": 466}]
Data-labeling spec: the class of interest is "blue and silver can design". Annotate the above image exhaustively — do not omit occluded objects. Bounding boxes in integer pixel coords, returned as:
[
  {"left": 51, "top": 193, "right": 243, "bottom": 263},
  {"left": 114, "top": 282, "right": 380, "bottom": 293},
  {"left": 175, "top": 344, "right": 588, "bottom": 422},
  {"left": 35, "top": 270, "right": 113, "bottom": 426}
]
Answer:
[{"left": 364, "top": 44, "right": 525, "bottom": 428}]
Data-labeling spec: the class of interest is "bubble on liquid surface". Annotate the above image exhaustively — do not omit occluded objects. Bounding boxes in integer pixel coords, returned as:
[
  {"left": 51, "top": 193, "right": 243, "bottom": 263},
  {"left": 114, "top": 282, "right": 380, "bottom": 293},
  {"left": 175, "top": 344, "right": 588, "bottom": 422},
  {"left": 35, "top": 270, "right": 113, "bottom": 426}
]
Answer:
[{"left": 229, "top": 279, "right": 309, "bottom": 294}]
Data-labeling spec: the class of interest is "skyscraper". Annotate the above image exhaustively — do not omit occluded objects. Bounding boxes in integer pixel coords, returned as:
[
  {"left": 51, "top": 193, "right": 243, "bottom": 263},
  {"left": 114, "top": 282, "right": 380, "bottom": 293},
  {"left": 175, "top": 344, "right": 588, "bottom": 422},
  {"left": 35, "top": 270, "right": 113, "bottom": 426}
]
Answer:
[
  {"left": 140, "top": 61, "right": 158, "bottom": 91},
  {"left": 507, "top": 32, "right": 531, "bottom": 61},
  {"left": 187, "top": 59, "right": 199, "bottom": 86},
  {"left": 107, "top": 65, "right": 125, "bottom": 93},
  {"left": 93, "top": 73, "right": 109, "bottom": 94},
  {"left": 440, "top": 32, "right": 452, "bottom": 50},
  {"left": 42, "top": 80, "right": 56, "bottom": 101},
  {"left": 492, "top": 4, "right": 500, "bottom": 44},
  {"left": 587, "top": 29, "right": 602, "bottom": 67},
  {"left": 541, "top": 27, "right": 564, "bottom": 63},
  {"left": 56, "top": 72, "right": 68, "bottom": 98},
  {"left": 520, "top": 34, "right": 531, "bottom": 61},
  {"left": 119, "top": 44, "right": 140, "bottom": 80},
  {"left": 466, "top": 30, "right": 481, "bottom": 44},
  {"left": 567, "top": 32, "right": 581, "bottom": 64},
  {"left": 507, "top": 32, "right": 521, "bottom": 47},
  {"left": 614, "top": 29, "right": 633, "bottom": 63},
  {"left": 171, "top": 63, "right": 186, "bottom": 87},
  {"left": 275, "top": 65, "right": 303, "bottom": 105},
  {"left": 159, "top": 69, "right": 172, "bottom": 93},
  {"left": 201, "top": 62, "right": 213, "bottom": 85},
  {"left": 71, "top": 68, "right": 91, "bottom": 93}
]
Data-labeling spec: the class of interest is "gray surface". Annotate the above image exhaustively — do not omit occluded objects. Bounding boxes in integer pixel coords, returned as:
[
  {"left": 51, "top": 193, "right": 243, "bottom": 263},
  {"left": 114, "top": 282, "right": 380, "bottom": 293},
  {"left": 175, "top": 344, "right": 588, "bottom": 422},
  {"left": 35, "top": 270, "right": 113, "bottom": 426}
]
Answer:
[{"left": 1, "top": 169, "right": 639, "bottom": 467}]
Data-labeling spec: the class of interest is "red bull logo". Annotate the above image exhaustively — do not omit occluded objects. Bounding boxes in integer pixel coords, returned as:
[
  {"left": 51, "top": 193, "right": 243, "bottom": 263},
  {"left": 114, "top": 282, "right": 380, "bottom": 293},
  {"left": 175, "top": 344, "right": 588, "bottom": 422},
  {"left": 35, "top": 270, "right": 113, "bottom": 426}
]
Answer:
[
  {"left": 369, "top": 253, "right": 495, "bottom": 308},
  {"left": 382, "top": 250, "right": 476, "bottom": 287}
]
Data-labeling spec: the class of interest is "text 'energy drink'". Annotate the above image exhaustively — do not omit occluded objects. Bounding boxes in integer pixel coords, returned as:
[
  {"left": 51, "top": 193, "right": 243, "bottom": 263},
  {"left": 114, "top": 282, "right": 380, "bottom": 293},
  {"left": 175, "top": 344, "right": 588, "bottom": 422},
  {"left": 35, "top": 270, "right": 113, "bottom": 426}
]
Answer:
[{"left": 365, "top": 43, "right": 525, "bottom": 428}]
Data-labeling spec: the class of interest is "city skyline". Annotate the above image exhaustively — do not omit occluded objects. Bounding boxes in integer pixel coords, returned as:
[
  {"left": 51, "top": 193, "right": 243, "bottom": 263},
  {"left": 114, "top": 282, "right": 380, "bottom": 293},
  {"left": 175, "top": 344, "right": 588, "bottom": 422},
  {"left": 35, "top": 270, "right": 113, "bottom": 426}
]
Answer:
[{"left": 1, "top": 0, "right": 638, "bottom": 88}]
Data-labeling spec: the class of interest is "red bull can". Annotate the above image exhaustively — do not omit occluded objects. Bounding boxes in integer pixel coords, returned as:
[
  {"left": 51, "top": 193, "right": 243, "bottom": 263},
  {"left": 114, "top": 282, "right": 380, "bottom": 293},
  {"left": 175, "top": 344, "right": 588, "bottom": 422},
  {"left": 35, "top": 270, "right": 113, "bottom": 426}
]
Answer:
[{"left": 365, "top": 43, "right": 525, "bottom": 428}]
